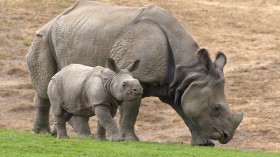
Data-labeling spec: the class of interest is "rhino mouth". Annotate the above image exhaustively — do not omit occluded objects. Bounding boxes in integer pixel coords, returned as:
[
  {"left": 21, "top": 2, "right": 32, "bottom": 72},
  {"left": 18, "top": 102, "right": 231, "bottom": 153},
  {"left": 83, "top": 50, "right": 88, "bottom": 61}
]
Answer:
[
  {"left": 208, "top": 127, "right": 222, "bottom": 140},
  {"left": 212, "top": 128, "right": 231, "bottom": 144},
  {"left": 210, "top": 128, "right": 230, "bottom": 144},
  {"left": 125, "top": 93, "right": 142, "bottom": 101},
  {"left": 219, "top": 131, "right": 230, "bottom": 144}
]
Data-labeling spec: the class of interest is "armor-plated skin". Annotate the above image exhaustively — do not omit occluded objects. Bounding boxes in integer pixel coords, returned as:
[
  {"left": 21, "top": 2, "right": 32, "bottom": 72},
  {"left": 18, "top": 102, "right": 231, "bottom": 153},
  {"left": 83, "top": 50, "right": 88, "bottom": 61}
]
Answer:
[
  {"left": 48, "top": 59, "right": 143, "bottom": 141},
  {"left": 26, "top": 1, "right": 243, "bottom": 145}
]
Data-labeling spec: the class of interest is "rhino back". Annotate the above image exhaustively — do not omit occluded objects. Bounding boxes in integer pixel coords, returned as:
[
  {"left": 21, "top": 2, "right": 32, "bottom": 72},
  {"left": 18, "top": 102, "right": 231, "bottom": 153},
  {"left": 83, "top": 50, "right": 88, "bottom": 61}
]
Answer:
[
  {"left": 51, "top": 1, "right": 146, "bottom": 69},
  {"left": 143, "top": 6, "right": 199, "bottom": 64},
  {"left": 50, "top": 64, "right": 94, "bottom": 115},
  {"left": 109, "top": 17, "right": 169, "bottom": 85},
  {"left": 50, "top": 2, "right": 199, "bottom": 88}
]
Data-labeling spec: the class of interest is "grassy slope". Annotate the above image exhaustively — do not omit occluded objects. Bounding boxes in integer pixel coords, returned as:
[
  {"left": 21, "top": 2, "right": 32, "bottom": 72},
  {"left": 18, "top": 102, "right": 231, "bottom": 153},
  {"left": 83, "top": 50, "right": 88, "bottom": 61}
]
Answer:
[{"left": 0, "top": 129, "right": 278, "bottom": 157}]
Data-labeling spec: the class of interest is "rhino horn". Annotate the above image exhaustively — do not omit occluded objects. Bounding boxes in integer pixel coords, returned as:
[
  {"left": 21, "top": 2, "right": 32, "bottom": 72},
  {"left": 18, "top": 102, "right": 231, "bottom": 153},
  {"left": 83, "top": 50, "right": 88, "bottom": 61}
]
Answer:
[{"left": 234, "top": 112, "right": 244, "bottom": 129}]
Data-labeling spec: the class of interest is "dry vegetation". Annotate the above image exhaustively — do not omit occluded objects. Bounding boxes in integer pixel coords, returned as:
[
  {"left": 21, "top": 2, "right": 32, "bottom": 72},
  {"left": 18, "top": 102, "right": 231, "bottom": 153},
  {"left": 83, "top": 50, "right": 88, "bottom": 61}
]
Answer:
[{"left": 0, "top": 0, "right": 279, "bottom": 152}]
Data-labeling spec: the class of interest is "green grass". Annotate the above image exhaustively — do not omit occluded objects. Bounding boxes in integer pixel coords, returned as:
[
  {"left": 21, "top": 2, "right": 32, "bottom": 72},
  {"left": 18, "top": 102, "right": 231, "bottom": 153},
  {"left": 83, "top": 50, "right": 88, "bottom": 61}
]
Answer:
[{"left": 0, "top": 129, "right": 279, "bottom": 157}]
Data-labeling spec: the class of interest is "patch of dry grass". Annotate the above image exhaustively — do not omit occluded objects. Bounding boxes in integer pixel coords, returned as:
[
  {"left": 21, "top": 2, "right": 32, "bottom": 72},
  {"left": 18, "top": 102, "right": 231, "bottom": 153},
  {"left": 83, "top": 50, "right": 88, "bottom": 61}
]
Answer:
[{"left": 8, "top": 103, "right": 34, "bottom": 112}]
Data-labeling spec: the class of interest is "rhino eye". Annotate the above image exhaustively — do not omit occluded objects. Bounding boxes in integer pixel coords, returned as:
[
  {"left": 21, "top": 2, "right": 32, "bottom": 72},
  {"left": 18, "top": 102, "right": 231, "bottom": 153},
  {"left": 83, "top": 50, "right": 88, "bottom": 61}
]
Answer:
[
  {"left": 214, "top": 104, "right": 221, "bottom": 111},
  {"left": 212, "top": 104, "right": 222, "bottom": 115},
  {"left": 122, "top": 82, "right": 127, "bottom": 88}
]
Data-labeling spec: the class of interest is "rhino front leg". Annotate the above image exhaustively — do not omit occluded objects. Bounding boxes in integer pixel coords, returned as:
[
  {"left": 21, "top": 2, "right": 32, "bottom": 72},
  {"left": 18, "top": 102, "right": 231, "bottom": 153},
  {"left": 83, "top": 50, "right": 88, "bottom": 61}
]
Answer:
[
  {"left": 96, "top": 121, "right": 106, "bottom": 140},
  {"left": 32, "top": 94, "right": 51, "bottom": 134},
  {"left": 119, "top": 99, "right": 141, "bottom": 141},
  {"left": 67, "top": 116, "right": 92, "bottom": 136},
  {"left": 95, "top": 106, "right": 123, "bottom": 142},
  {"left": 96, "top": 103, "right": 118, "bottom": 140}
]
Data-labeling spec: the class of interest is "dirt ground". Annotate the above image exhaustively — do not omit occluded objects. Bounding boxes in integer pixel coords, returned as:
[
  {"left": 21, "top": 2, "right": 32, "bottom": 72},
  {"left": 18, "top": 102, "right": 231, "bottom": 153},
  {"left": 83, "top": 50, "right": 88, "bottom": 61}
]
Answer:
[{"left": 0, "top": 0, "right": 279, "bottom": 153}]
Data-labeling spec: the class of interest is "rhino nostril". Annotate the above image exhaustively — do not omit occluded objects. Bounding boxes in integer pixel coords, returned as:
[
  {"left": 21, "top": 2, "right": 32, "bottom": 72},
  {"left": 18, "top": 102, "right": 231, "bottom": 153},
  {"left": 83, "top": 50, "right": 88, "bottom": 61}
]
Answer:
[
  {"left": 223, "top": 132, "right": 229, "bottom": 140},
  {"left": 131, "top": 88, "right": 143, "bottom": 95}
]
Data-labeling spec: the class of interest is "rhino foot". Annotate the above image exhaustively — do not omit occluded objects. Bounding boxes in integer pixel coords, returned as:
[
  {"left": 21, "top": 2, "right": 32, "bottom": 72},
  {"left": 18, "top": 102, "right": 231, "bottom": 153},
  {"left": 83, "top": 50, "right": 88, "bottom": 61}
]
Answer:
[
  {"left": 57, "top": 135, "right": 69, "bottom": 139},
  {"left": 32, "top": 126, "right": 51, "bottom": 134},
  {"left": 122, "top": 132, "right": 139, "bottom": 141},
  {"left": 51, "top": 126, "right": 57, "bottom": 137},
  {"left": 110, "top": 134, "right": 125, "bottom": 142},
  {"left": 96, "top": 134, "right": 106, "bottom": 140}
]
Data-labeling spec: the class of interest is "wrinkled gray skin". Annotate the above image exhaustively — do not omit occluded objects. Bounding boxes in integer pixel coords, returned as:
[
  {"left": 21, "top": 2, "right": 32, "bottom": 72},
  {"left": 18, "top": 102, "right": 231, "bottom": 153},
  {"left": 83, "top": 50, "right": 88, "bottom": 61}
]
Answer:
[
  {"left": 26, "top": 1, "right": 243, "bottom": 145},
  {"left": 48, "top": 58, "right": 143, "bottom": 141}
]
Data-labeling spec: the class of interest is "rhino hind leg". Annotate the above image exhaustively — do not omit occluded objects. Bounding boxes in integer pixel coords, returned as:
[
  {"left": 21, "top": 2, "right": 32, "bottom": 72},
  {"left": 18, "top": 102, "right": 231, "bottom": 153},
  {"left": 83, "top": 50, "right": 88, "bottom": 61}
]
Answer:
[
  {"left": 67, "top": 116, "right": 92, "bottom": 136},
  {"left": 54, "top": 114, "right": 69, "bottom": 138},
  {"left": 26, "top": 32, "right": 57, "bottom": 134},
  {"left": 32, "top": 94, "right": 51, "bottom": 134},
  {"left": 51, "top": 112, "right": 73, "bottom": 137}
]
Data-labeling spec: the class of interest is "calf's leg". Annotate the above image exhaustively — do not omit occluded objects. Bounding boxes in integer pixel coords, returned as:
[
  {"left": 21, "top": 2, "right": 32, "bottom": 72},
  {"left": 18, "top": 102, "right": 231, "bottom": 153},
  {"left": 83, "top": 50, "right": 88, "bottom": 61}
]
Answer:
[
  {"left": 51, "top": 113, "right": 72, "bottom": 137},
  {"left": 96, "top": 105, "right": 118, "bottom": 140},
  {"left": 53, "top": 111, "right": 72, "bottom": 138},
  {"left": 68, "top": 116, "right": 91, "bottom": 136},
  {"left": 94, "top": 106, "right": 123, "bottom": 142}
]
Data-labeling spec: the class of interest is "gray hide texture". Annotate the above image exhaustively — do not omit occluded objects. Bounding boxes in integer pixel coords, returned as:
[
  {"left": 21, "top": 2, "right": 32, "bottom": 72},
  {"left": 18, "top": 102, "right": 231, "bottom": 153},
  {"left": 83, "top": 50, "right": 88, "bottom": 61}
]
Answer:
[
  {"left": 48, "top": 59, "right": 142, "bottom": 141},
  {"left": 26, "top": 1, "right": 243, "bottom": 146}
]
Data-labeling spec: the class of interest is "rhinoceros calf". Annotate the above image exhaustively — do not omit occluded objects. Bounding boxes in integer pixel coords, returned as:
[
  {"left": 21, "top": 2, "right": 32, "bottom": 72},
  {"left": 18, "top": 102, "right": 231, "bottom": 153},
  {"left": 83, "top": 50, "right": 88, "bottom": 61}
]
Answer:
[{"left": 48, "top": 58, "right": 143, "bottom": 141}]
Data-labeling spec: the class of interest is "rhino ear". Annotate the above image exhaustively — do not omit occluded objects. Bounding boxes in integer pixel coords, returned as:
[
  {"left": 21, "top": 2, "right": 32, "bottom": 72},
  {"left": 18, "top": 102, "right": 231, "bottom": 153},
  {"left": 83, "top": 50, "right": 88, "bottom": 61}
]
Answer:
[
  {"left": 126, "top": 59, "right": 140, "bottom": 72},
  {"left": 107, "top": 58, "right": 120, "bottom": 73},
  {"left": 214, "top": 51, "right": 227, "bottom": 71},
  {"left": 196, "top": 48, "right": 217, "bottom": 76}
]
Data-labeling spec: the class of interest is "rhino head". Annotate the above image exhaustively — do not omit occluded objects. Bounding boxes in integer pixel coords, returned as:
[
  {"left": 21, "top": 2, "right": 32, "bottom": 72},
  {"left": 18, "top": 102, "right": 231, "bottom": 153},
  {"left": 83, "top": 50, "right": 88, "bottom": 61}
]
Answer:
[
  {"left": 171, "top": 48, "right": 243, "bottom": 144},
  {"left": 107, "top": 58, "right": 143, "bottom": 102}
]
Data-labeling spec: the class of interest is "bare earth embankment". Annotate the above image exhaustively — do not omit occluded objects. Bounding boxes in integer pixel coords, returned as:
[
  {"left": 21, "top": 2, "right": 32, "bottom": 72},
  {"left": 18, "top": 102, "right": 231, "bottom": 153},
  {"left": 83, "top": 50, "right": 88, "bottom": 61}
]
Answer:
[{"left": 0, "top": 0, "right": 279, "bottom": 152}]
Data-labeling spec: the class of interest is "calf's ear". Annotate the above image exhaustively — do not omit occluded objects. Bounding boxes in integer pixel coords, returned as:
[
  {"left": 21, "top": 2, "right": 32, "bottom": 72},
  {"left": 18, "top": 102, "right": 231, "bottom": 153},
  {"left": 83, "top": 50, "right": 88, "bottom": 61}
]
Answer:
[
  {"left": 126, "top": 59, "right": 140, "bottom": 72},
  {"left": 107, "top": 58, "right": 120, "bottom": 73},
  {"left": 214, "top": 52, "right": 227, "bottom": 71}
]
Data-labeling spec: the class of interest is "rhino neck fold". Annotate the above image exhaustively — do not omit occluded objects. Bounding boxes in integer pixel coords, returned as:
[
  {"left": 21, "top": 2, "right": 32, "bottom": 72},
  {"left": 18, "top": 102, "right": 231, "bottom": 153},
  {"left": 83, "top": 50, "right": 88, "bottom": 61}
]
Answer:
[
  {"left": 104, "top": 73, "right": 122, "bottom": 108},
  {"left": 168, "top": 57, "right": 206, "bottom": 105}
]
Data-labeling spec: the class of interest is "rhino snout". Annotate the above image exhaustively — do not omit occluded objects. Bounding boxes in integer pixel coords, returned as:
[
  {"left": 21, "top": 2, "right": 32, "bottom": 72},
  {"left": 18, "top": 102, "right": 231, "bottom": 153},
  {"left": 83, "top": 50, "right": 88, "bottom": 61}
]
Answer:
[
  {"left": 218, "top": 131, "right": 230, "bottom": 144},
  {"left": 127, "top": 80, "right": 143, "bottom": 96},
  {"left": 132, "top": 86, "right": 143, "bottom": 95}
]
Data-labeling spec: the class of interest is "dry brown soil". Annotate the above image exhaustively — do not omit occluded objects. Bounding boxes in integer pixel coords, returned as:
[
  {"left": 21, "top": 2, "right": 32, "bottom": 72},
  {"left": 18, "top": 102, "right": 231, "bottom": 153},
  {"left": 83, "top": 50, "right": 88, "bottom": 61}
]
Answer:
[{"left": 0, "top": 0, "right": 279, "bottom": 153}]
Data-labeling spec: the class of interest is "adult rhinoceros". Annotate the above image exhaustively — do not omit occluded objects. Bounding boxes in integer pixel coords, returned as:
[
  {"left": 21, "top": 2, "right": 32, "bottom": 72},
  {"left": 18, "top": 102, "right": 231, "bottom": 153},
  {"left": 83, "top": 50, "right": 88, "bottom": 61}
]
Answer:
[{"left": 26, "top": 1, "right": 243, "bottom": 146}]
